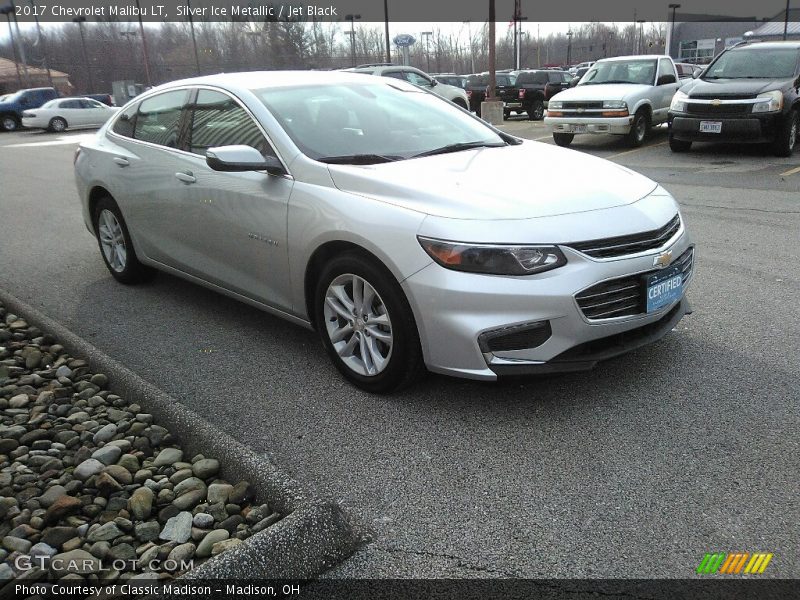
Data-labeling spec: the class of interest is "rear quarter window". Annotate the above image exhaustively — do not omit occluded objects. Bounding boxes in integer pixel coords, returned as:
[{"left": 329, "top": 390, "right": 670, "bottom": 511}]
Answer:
[{"left": 111, "top": 103, "right": 139, "bottom": 138}]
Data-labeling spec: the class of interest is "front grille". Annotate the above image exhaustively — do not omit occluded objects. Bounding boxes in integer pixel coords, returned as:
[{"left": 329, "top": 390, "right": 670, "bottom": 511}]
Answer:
[
  {"left": 690, "top": 94, "right": 755, "bottom": 100},
  {"left": 575, "top": 246, "right": 694, "bottom": 320},
  {"left": 567, "top": 214, "right": 681, "bottom": 259},
  {"left": 562, "top": 101, "right": 604, "bottom": 109},
  {"left": 686, "top": 103, "right": 751, "bottom": 116}
]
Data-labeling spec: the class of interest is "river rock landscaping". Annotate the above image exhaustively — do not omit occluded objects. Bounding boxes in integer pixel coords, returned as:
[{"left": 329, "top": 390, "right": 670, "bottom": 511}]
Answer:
[{"left": 0, "top": 301, "right": 282, "bottom": 586}]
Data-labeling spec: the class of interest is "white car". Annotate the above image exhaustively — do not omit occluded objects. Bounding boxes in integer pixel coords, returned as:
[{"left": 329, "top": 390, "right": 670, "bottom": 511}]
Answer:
[
  {"left": 344, "top": 64, "right": 470, "bottom": 110},
  {"left": 22, "top": 97, "right": 119, "bottom": 132},
  {"left": 546, "top": 55, "right": 681, "bottom": 147},
  {"left": 74, "top": 71, "right": 693, "bottom": 392}
]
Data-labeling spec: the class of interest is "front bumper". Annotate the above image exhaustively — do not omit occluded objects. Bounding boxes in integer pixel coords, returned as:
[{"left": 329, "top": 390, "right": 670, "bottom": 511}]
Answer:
[
  {"left": 669, "top": 112, "right": 782, "bottom": 143},
  {"left": 402, "top": 230, "right": 693, "bottom": 381},
  {"left": 545, "top": 115, "right": 633, "bottom": 136}
]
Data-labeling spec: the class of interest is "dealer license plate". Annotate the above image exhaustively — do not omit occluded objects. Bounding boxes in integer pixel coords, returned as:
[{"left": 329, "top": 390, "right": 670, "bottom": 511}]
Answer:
[
  {"left": 571, "top": 124, "right": 588, "bottom": 133},
  {"left": 699, "top": 121, "right": 722, "bottom": 134},
  {"left": 645, "top": 265, "right": 683, "bottom": 313}
]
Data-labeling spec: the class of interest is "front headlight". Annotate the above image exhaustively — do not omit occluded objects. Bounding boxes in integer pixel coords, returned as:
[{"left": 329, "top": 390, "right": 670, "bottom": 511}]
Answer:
[
  {"left": 670, "top": 90, "right": 688, "bottom": 112},
  {"left": 602, "top": 100, "right": 627, "bottom": 109},
  {"left": 418, "top": 237, "right": 567, "bottom": 276},
  {"left": 548, "top": 100, "right": 563, "bottom": 110},
  {"left": 752, "top": 90, "right": 783, "bottom": 113}
]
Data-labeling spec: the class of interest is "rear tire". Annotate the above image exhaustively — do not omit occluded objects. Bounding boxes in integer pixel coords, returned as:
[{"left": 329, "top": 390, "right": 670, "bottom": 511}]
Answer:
[
  {"left": 1, "top": 114, "right": 19, "bottom": 132},
  {"left": 528, "top": 99, "right": 545, "bottom": 121},
  {"left": 49, "top": 117, "right": 67, "bottom": 133},
  {"left": 553, "top": 132, "right": 574, "bottom": 147},
  {"left": 92, "top": 196, "right": 155, "bottom": 284},
  {"left": 772, "top": 109, "right": 798, "bottom": 157},
  {"left": 452, "top": 98, "right": 468, "bottom": 110},
  {"left": 503, "top": 109, "right": 510, "bottom": 120},
  {"left": 669, "top": 135, "right": 692, "bottom": 152},
  {"left": 627, "top": 110, "right": 649, "bottom": 147},
  {"left": 314, "top": 251, "right": 424, "bottom": 393}
]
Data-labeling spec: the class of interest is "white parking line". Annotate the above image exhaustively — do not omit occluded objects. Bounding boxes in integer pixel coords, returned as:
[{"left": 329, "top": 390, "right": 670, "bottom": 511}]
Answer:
[{"left": 4, "top": 134, "right": 95, "bottom": 148}]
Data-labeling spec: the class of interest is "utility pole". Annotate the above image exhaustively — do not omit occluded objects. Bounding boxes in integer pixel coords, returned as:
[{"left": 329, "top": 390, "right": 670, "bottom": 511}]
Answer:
[
  {"left": 135, "top": 0, "right": 152, "bottom": 86},
  {"left": 421, "top": 31, "right": 433, "bottom": 72},
  {"left": 668, "top": 4, "right": 681, "bottom": 58},
  {"left": 345, "top": 14, "right": 360, "bottom": 67},
  {"left": 784, "top": 0, "right": 791, "bottom": 41},
  {"left": 464, "top": 21, "right": 475, "bottom": 73},
  {"left": 73, "top": 16, "right": 93, "bottom": 92},
  {"left": 187, "top": 0, "right": 201, "bottom": 75},
  {"left": 383, "top": 0, "right": 391, "bottom": 63},
  {"left": 9, "top": 1, "right": 30, "bottom": 85},
  {"left": 566, "top": 30, "right": 573, "bottom": 65},
  {"left": 637, "top": 20, "right": 646, "bottom": 54},
  {"left": 488, "top": 0, "right": 496, "bottom": 99},
  {"left": 28, "top": 0, "right": 53, "bottom": 88}
]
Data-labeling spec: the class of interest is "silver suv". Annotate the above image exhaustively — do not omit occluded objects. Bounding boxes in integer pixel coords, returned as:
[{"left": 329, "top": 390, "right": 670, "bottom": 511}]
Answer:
[{"left": 345, "top": 64, "right": 469, "bottom": 110}]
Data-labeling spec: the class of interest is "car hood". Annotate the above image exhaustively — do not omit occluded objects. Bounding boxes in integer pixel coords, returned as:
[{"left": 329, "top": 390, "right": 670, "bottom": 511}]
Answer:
[
  {"left": 552, "top": 83, "right": 652, "bottom": 101},
  {"left": 682, "top": 78, "right": 788, "bottom": 97},
  {"left": 326, "top": 142, "right": 657, "bottom": 220}
]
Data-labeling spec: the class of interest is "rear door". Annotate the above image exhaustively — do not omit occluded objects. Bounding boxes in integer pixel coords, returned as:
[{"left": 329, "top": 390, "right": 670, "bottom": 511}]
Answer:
[{"left": 178, "top": 87, "right": 294, "bottom": 308}]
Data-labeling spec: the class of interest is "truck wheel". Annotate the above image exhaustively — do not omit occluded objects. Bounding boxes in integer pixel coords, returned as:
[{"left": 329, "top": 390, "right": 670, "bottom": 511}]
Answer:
[
  {"left": 1, "top": 114, "right": 19, "bottom": 132},
  {"left": 627, "top": 110, "right": 649, "bottom": 147},
  {"left": 553, "top": 132, "right": 574, "bottom": 147},
  {"left": 528, "top": 99, "right": 545, "bottom": 121},
  {"left": 669, "top": 135, "right": 692, "bottom": 153},
  {"left": 503, "top": 109, "right": 510, "bottom": 120},
  {"left": 772, "top": 109, "right": 798, "bottom": 157}
]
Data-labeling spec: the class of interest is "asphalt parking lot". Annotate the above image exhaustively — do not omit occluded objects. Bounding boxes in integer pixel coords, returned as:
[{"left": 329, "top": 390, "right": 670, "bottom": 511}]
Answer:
[{"left": 0, "top": 125, "right": 798, "bottom": 578}]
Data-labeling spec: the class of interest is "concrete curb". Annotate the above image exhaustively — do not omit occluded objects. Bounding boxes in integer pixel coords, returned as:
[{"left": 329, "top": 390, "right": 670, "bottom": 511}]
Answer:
[{"left": 0, "top": 288, "right": 363, "bottom": 579}]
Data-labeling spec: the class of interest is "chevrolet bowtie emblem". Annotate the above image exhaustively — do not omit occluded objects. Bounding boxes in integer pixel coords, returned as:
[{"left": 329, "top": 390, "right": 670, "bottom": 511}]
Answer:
[
  {"left": 654, "top": 251, "right": 673, "bottom": 268},
  {"left": 711, "top": 99, "right": 722, "bottom": 106}
]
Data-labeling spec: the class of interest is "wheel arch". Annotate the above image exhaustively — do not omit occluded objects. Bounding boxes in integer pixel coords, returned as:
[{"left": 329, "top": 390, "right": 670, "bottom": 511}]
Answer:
[{"left": 88, "top": 186, "right": 114, "bottom": 234}]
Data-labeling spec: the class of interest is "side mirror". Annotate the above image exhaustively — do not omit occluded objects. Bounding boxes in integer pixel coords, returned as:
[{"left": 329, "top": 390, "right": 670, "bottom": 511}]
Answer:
[
  {"left": 206, "top": 145, "right": 285, "bottom": 176},
  {"left": 429, "top": 78, "right": 437, "bottom": 87},
  {"left": 657, "top": 74, "right": 677, "bottom": 85},
  {"left": 692, "top": 70, "right": 701, "bottom": 79}
]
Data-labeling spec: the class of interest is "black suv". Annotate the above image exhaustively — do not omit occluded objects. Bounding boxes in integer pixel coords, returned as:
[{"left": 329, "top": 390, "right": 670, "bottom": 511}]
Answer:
[
  {"left": 668, "top": 41, "right": 800, "bottom": 156},
  {"left": 515, "top": 70, "right": 572, "bottom": 120}
]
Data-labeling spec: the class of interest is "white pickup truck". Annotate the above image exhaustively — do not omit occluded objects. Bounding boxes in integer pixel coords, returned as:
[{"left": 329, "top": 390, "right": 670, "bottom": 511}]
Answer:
[{"left": 544, "top": 55, "right": 681, "bottom": 147}]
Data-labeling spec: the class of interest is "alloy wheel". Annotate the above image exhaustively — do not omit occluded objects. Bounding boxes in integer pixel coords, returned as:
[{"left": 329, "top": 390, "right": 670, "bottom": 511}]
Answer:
[
  {"left": 2, "top": 116, "right": 17, "bottom": 131},
  {"left": 323, "top": 273, "right": 393, "bottom": 377},
  {"left": 51, "top": 118, "right": 66, "bottom": 132},
  {"left": 98, "top": 209, "right": 127, "bottom": 272}
]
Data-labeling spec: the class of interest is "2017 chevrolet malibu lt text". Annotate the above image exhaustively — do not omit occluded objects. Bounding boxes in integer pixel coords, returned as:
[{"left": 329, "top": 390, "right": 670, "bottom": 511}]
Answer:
[{"left": 74, "top": 71, "right": 694, "bottom": 392}]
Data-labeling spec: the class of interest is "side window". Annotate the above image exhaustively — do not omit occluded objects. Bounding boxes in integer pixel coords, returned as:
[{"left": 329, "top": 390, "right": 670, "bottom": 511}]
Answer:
[
  {"left": 133, "top": 90, "right": 187, "bottom": 148},
  {"left": 547, "top": 73, "right": 561, "bottom": 84},
  {"left": 659, "top": 58, "right": 677, "bottom": 80},
  {"left": 61, "top": 99, "right": 82, "bottom": 109},
  {"left": 82, "top": 99, "right": 103, "bottom": 109},
  {"left": 188, "top": 89, "right": 274, "bottom": 157},
  {"left": 382, "top": 71, "right": 406, "bottom": 81},
  {"left": 112, "top": 103, "right": 138, "bottom": 138},
  {"left": 403, "top": 71, "right": 432, "bottom": 87}
]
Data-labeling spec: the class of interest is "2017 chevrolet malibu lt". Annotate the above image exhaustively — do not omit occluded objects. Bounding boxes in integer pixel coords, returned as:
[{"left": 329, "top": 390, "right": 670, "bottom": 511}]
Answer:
[{"left": 74, "top": 71, "right": 694, "bottom": 392}]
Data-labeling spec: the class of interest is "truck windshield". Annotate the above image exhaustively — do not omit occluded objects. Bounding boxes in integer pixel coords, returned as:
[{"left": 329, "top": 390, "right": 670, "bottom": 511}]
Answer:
[
  {"left": 580, "top": 60, "right": 657, "bottom": 86},
  {"left": 704, "top": 48, "right": 798, "bottom": 79}
]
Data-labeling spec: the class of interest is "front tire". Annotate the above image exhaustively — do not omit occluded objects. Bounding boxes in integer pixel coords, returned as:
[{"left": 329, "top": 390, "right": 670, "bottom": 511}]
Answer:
[
  {"left": 627, "top": 110, "right": 649, "bottom": 147},
  {"left": 92, "top": 196, "right": 155, "bottom": 284},
  {"left": 49, "top": 117, "right": 67, "bottom": 133},
  {"left": 1, "top": 114, "right": 19, "bottom": 132},
  {"left": 314, "top": 252, "right": 424, "bottom": 393},
  {"left": 527, "top": 99, "right": 544, "bottom": 121},
  {"left": 553, "top": 132, "right": 574, "bottom": 147},
  {"left": 669, "top": 135, "right": 692, "bottom": 152},
  {"left": 773, "top": 109, "right": 798, "bottom": 157}
]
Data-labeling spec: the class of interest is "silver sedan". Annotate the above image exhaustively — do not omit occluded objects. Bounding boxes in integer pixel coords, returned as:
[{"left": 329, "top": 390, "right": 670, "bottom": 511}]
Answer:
[{"left": 74, "top": 71, "right": 694, "bottom": 392}]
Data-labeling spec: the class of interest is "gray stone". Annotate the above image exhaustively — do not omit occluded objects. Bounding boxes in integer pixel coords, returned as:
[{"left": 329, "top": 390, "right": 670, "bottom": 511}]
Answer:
[
  {"left": 229, "top": 481, "right": 252, "bottom": 504},
  {"left": 55, "top": 366, "right": 73, "bottom": 379},
  {"left": 74, "top": 458, "right": 105, "bottom": 480},
  {"left": 89, "top": 541, "right": 110, "bottom": 559},
  {"left": 206, "top": 483, "right": 233, "bottom": 505},
  {"left": 192, "top": 513, "right": 214, "bottom": 528},
  {"left": 191, "top": 458, "right": 220, "bottom": 479},
  {"left": 174, "top": 477, "right": 206, "bottom": 497},
  {"left": 117, "top": 454, "right": 139, "bottom": 472},
  {"left": 246, "top": 504, "right": 272, "bottom": 525},
  {"left": 9, "top": 394, "right": 29, "bottom": 408},
  {"left": 91, "top": 445, "right": 122, "bottom": 466},
  {"left": 152, "top": 448, "right": 183, "bottom": 467},
  {"left": 160, "top": 511, "right": 192, "bottom": 543},
  {"left": 173, "top": 489, "right": 206, "bottom": 511},
  {"left": 49, "top": 549, "right": 101, "bottom": 576},
  {"left": 128, "top": 487, "right": 154, "bottom": 521},
  {"left": 107, "top": 543, "right": 136, "bottom": 562},
  {"left": 38, "top": 485, "right": 67, "bottom": 508},
  {"left": 29, "top": 542, "right": 57, "bottom": 558},
  {"left": 252, "top": 512, "right": 282, "bottom": 533},
  {"left": 87, "top": 522, "right": 123, "bottom": 542},
  {"left": 167, "top": 542, "right": 196, "bottom": 565},
  {"left": 134, "top": 521, "right": 160, "bottom": 542},
  {"left": 92, "top": 424, "right": 117, "bottom": 444},
  {"left": 211, "top": 537, "right": 244, "bottom": 556},
  {"left": 2, "top": 535, "right": 32, "bottom": 553},
  {"left": 103, "top": 464, "right": 133, "bottom": 485},
  {"left": 196, "top": 528, "right": 229, "bottom": 558}
]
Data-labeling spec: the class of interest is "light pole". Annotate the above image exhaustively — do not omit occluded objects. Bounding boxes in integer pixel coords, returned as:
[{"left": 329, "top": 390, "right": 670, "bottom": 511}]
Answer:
[
  {"left": 73, "top": 16, "right": 94, "bottom": 92},
  {"left": 383, "top": 0, "right": 390, "bottom": 63},
  {"left": 668, "top": 4, "right": 681, "bottom": 57},
  {"left": 27, "top": 0, "right": 52, "bottom": 88},
  {"left": 187, "top": 0, "right": 201, "bottom": 75},
  {"left": 566, "top": 30, "right": 573, "bottom": 65},
  {"left": 135, "top": 0, "right": 152, "bottom": 86},
  {"left": 636, "top": 19, "right": 646, "bottom": 54},
  {"left": 784, "top": 0, "right": 791, "bottom": 41},
  {"left": 0, "top": 6, "right": 21, "bottom": 87},
  {"left": 345, "top": 14, "right": 360, "bottom": 67},
  {"left": 421, "top": 31, "right": 433, "bottom": 72}
]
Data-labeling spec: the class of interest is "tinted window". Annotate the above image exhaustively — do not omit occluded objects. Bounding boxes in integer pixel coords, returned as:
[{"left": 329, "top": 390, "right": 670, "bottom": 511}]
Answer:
[
  {"left": 382, "top": 71, "right": 406, "bottom": 80},
  {"left": 61, "top": 99, "right": 83, "bottom": 109},
  {"left": 112, "top": 103, "right": 138, "bottom": 137},
  {"left": 133, "top": 90, "right": 187, "bottom": 148},
  {"left": 81, "top": 99, "right": 105, "bottom": 108},
  {"left": 188, "top": 89, "right": 272, "bottom": 157}
]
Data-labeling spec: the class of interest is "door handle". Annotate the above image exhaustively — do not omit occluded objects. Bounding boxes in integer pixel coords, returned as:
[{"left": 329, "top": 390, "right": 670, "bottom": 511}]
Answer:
[
  {"left": 113, "top": 157, "right": 129, "bottom": 167},
  {"left": 175, "top": 171, "right": 196, "bottom": 184}
]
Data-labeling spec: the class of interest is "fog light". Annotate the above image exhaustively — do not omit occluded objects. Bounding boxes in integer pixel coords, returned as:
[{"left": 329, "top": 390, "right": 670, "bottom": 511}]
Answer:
[{"left": 478, "top": 321, "right": 552, "bottom": 353}]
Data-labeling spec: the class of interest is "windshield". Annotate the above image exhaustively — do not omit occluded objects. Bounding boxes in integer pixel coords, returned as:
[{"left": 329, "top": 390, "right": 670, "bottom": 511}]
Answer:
[
  {"left": 256, "top": 81, "right": 503, "bottom": 162},
  {"left": 704, "top": 48, "right": 799, "bottom": 79},
  {"left": 579, "top": 59, "right": 657, "bottom": 86}
]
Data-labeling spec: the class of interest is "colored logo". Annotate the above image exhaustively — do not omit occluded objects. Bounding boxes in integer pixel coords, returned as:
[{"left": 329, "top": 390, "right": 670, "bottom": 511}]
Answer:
[{"left": 697, "top": 552, "right": 773, "bottom": 575}]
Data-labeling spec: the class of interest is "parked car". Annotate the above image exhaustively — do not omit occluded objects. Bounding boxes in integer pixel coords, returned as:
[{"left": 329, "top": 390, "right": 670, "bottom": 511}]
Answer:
[
  {"left": 432, "top": 74, "right": 467, "bottom": 89},
  {"left": 516, "top": 70, "right": 573, "bottom": 120},
  {"left": 344, "top": 64, "right": 469, "bottom": 110},
  {"left": 75, "top": 71, "right": 694, "bottom": 392},
  {"left": 22, "top": 97, "right": 119, "bottom": 132},
  {"left": 545, "top": 55, "right": 681, "bottom": 147},
  {"left": 0, "top": 87, "right": 59, "bottom": 131},
  {"left": 86, "top": 93, "right": 116, "bottom": 106},
  {"left": 668, "top": 41, "right": 800, "bottom": 156},
  {"left": 466, "top": 73, "right": 489, "bottom": 114}
]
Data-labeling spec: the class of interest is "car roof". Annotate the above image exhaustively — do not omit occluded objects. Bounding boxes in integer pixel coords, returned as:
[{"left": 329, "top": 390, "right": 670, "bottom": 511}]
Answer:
[
  {"left": 596, "top": 55, "right": 664, "bottom": 63},
  {"left": 731, "top": 41, "right": 800, "bottom": 50}
]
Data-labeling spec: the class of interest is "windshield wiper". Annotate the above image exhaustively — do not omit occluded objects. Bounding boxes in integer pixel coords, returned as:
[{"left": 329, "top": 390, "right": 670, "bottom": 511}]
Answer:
[
  {"left": 411, "top": 141, "right": 506, "bottom": 158},
  {"left": 317, "top": 154, "right": 401, "bottom": 165}
]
